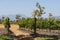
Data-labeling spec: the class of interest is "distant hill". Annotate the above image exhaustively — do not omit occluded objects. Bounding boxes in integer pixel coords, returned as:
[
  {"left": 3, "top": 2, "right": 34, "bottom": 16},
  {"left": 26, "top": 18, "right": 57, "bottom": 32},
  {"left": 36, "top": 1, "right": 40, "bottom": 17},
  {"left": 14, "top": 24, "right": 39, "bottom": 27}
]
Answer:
[
  {"left": 54, "top": 16, "right": 60, "bottom": 19},
  {"left": 0, "top": 14, "right": 27, "bottom": 21}
]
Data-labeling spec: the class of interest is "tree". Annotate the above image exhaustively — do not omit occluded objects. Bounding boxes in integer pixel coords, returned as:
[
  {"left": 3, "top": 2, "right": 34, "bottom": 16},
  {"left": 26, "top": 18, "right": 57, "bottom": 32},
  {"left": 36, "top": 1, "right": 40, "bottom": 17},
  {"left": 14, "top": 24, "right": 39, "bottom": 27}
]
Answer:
[
  {"left": 48, "top": 13, "right": 53, "bottom": 28},
  {"left": 32, "top": 2, "right": 45, "bottom": 35},
  {"left": 4, "top": 17, "right": 10, "bottom": 34},
  {"left": 0, "top": 19, "right": 2, "bottom": 24},
  {"left": 32, "top": 10, "right": 37, "bottom": 35},
  {"left": 1, "top": 16, "right": 5, "bottom": 23},
  {"left": 15, "top": 14, "right": 20, "bottom": 22},
  {"left": 33, "top": 2, "right": 45, "bottom": 19},
  {"left": 36, "top": 2, "right": 45, "bottom": 19},
  {"left": 2, "top": 16, "right": 5, "bottom": 20},
  {"left": 48, "top": 13, "right": 53, "bottom": 32},
  {"left": 48, "top": 13, "right": 52, "bottom": 20}
]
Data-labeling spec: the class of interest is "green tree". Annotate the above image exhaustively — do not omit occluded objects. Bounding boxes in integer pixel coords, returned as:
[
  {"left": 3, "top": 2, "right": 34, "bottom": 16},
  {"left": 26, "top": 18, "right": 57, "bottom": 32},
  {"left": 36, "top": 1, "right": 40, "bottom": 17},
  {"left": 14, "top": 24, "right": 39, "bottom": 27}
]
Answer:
[
  {"left": 32, "top": 2, "right": 45, "bottom": 35},
  {"left": 15, "top": 14, "right": 20, "bottom": 22},
  {"left": 36, "top": 2, "right": 45, "bottom": 19},
  {"left": 4, "top": 17, "right": 10, "bottom": 34}
]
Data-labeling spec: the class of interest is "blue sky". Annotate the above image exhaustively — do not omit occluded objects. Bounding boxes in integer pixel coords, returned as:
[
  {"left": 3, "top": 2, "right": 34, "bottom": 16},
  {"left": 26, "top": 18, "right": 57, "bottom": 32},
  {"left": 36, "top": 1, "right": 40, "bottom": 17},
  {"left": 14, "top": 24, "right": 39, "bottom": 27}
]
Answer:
[{"left": 0, "top": 0, "right": 60, "bottom": 18}]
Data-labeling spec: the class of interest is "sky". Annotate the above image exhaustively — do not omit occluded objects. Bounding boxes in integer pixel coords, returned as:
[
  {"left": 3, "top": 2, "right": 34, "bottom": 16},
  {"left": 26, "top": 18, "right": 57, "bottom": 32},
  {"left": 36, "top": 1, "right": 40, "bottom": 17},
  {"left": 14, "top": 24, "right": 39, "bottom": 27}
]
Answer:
[{"left": 0, "top": 0, "right": 60, "bottom": 18}]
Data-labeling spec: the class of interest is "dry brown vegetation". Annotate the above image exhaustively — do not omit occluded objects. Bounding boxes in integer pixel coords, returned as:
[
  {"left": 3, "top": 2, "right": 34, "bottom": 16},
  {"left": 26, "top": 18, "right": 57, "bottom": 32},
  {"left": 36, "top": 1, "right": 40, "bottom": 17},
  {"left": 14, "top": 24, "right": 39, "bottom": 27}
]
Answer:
[
  {"left": 0, "top": 24, "right": 30, "bottom": 36},
  {"left": 0, "top": 24, "right": 5, "bottom": 29}
]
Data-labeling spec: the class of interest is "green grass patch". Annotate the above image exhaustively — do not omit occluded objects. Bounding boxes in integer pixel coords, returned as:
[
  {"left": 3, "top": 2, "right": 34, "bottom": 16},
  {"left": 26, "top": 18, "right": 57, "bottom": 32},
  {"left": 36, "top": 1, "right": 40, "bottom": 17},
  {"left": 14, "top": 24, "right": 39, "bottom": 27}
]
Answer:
[
  {"left": 34, "top": 37, "right": 60, "bottom": 40},
  {"left": 0, "top": 35, "right": 13, "bottom": 40}
]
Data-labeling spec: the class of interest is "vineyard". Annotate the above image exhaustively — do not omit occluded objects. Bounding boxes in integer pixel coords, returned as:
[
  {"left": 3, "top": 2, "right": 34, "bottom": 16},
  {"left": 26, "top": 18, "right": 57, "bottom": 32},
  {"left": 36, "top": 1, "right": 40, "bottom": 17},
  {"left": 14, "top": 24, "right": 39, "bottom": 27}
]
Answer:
[{"left": 0, "top": 1, "right": 60, "bottom": 40}]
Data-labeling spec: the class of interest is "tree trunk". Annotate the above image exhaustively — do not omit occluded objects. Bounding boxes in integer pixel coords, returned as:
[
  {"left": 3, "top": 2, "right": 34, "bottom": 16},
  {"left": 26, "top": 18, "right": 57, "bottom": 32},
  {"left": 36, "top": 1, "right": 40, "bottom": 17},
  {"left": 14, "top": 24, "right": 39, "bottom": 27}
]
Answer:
[
  {"left": 33, "top": 17, "right": 36, "bottom": 35},
  {"left": 7, "top": 23, "right": 10, "bottom": 35}
]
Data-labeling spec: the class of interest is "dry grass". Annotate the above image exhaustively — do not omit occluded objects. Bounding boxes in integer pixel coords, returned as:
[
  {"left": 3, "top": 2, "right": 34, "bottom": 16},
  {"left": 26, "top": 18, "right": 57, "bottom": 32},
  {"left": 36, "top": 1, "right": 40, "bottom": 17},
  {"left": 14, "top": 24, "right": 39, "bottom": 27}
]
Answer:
[
  {"left": 0, "top": 24, "right": 30, "bottom": 36},
  {"left": 10, "top": 24, "right": 30, "bottom": 36},
  {"left": 0, "top": 24, "right": 5, "bottom": 29}
]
